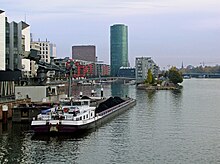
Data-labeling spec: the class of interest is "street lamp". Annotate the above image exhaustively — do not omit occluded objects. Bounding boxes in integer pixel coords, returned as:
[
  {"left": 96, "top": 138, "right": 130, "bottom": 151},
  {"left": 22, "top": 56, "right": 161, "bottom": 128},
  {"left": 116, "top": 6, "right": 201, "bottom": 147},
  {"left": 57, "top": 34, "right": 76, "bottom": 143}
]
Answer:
[{"left": 67, "top": 60, "right": 75, "bottom": 97}]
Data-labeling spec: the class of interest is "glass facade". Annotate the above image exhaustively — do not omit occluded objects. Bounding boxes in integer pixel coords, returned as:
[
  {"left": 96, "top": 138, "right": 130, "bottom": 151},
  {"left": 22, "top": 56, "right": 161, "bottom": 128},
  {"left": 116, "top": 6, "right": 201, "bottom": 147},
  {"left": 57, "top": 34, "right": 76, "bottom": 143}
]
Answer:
[
  {"left": 110, "top": 24, "right": 128, "bottom": 76},
  {"left": 118, "top": 67, "right": 135, "bottom": 78}
]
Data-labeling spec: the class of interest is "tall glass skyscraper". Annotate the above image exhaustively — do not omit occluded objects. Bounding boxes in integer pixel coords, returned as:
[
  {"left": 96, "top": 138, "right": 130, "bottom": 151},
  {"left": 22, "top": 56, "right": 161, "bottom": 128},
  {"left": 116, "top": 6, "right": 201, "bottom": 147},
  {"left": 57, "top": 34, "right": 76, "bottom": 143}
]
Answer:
[{"left": 110, "top": 24, "right": 128, "bottom": 76}]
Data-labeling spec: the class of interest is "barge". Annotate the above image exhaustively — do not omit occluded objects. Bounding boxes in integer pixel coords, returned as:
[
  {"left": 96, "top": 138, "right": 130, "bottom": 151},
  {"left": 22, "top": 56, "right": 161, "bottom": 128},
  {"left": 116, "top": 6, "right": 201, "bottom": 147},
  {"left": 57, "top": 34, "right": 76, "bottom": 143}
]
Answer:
[{"left": 31, "top": 96, "right": 136, "bottom": 134}]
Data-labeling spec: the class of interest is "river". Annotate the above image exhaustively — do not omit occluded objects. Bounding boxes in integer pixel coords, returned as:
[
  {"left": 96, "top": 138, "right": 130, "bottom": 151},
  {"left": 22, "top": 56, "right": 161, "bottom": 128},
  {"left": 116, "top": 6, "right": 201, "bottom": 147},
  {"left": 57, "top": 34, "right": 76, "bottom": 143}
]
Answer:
[{"left": 1, "top": 79, "right": 220, "bottom": 164}]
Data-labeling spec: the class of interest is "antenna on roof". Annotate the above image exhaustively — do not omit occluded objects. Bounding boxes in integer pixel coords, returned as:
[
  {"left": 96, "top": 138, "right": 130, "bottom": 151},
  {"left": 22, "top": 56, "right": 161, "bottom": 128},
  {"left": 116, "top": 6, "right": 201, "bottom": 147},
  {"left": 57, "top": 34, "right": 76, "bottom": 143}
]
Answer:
[{"left": 24, "top": 13, "right": 26, "bottom": 23}]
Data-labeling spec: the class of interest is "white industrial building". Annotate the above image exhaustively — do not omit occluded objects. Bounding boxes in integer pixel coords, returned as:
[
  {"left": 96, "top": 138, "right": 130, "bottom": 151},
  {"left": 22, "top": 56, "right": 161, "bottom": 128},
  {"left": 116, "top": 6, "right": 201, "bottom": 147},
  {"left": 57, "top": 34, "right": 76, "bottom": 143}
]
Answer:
[
  {"left": 33, "top": 40, "right": 56, "bottom": 64},
  {"left": 135, "top": 57, "right": 159, "bottom": 83}
]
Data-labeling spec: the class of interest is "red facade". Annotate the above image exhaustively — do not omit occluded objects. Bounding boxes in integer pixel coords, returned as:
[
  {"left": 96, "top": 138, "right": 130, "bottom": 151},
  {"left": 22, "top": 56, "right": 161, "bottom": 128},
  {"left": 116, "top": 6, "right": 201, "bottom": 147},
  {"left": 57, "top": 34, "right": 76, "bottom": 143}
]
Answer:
[
  {"left": 66, "top": 60, "right": 95, "bottom": 79},
  {"left": 102, "top": 65, "right": 110, "bottom": 76}
]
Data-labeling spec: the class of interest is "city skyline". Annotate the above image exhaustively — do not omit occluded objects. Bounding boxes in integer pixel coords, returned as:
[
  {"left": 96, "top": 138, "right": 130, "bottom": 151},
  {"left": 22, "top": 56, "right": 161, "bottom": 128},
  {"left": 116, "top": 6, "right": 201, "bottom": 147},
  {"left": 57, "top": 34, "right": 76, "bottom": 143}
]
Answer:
[{"left": 1, "top": 0, "right": 220, "bottom": 68}]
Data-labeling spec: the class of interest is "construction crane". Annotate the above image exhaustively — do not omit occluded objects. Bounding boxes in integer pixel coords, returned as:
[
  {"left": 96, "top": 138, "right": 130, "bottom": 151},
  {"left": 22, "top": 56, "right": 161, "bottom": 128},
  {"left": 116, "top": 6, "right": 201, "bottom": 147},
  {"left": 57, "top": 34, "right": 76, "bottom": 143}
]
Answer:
[
  {"left": 200, "top": 61, "right": 220, "bottom": 67},
  {"left": 25, "top": 49, "right": 66, "bottom": 85}
]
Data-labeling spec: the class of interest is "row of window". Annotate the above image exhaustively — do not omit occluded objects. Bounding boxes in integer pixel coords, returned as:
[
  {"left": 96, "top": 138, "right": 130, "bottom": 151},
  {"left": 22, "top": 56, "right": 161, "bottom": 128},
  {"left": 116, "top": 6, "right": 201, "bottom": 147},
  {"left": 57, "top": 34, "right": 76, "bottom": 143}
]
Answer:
[
  {"left": 41, "top": 51, "right": 48, "bottom": 54},
  {"left": 40, "top": 47, "right": 48, "bottom": 50},
  {"left": 41, "top": 55, "right": 49, "bottom": 59},
  {"left": 76, "top": 112, "right": 93, "bottom": 121},
  {"left": 39, "top": 43, "right": 49, "bottom": 47}
]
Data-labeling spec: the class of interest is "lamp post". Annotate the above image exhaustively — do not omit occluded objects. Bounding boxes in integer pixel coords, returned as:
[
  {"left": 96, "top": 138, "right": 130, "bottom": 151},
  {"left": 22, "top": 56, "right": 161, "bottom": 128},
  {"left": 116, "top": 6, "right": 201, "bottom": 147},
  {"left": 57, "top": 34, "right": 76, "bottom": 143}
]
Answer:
[{"left": 68, "top": 60, "right": 75, "bottom": 97}]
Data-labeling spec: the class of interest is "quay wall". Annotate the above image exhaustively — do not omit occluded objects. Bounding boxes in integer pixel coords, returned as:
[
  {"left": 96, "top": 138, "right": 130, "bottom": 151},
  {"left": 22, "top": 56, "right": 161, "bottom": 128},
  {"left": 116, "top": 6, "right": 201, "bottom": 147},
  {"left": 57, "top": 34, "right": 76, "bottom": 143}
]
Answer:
[{"left": 0, "top": 98, "right": 31, "bottom": 121}]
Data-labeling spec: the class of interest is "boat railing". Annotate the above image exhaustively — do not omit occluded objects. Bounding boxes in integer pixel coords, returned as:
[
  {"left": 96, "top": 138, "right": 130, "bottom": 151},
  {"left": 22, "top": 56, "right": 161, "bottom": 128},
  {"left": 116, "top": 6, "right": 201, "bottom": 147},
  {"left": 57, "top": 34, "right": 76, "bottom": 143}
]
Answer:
[
  {"left": 65, "top": 115, "right": 74, "bottom": 120},
  {"left": 39, "top": 114, "right": 51, "bottom": 120},
  {"left": 97, "top": 98, "right": 134, "bottom": 116}
]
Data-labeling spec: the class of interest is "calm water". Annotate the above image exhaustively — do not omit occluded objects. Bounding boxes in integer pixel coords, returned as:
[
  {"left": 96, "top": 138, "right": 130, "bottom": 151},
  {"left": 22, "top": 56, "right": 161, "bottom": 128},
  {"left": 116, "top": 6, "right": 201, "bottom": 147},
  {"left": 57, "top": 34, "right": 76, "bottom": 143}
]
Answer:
[{"left": 1, "top": 79, "right": 220, "bottom": 164}]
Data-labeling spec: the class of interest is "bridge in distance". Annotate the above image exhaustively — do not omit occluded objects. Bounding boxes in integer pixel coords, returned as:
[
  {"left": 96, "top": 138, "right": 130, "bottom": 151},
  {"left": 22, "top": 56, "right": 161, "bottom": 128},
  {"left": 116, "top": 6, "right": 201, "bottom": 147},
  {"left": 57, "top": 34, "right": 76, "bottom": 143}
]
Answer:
[
  {"left": 182, "top": 73, "right": 220, "bottom": 78},
  {"left": 72, "top": 76, "right": 136, "bottom": 83}
]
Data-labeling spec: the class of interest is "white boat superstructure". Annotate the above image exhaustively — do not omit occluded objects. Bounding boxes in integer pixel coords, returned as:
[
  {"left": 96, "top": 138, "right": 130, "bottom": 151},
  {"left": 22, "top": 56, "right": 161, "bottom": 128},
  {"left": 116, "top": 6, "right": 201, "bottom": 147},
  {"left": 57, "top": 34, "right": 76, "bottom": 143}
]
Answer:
[{"left": 37, "top": 100, "right": 96, "bottom": 122}]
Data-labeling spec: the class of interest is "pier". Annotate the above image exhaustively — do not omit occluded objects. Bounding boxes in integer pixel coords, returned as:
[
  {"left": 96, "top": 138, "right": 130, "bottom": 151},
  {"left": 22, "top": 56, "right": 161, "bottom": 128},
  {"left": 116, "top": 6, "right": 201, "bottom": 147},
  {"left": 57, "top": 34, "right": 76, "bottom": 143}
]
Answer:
[{"left": 0, "top": 98, "right": 31, "bottom": 122}]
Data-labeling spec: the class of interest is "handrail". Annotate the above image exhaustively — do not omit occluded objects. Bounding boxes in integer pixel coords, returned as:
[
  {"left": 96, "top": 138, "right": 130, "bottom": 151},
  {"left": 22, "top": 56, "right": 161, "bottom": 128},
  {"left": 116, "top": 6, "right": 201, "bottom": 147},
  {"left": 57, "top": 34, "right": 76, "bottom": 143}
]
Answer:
[{"left": 97, "top": 98, "right": 134, "bottom": 116}]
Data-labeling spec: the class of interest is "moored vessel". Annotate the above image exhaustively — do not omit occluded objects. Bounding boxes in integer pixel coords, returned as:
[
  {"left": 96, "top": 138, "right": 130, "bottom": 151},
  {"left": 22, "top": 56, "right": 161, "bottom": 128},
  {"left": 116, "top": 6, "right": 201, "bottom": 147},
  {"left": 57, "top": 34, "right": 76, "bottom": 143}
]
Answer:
[{"left": 31, "top": 96, "right": 136, "bottom": 134}]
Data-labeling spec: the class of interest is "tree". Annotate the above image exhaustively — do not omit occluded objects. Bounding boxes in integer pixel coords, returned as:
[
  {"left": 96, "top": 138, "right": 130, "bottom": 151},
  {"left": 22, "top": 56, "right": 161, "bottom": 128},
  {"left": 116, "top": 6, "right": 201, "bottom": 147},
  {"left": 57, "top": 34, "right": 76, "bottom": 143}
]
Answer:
[
  {"left": 146, "top": 69, "right": 155, "bottom": 84},
  {"left": 168, "top": 67, "right": 183, "bottom": 85}
]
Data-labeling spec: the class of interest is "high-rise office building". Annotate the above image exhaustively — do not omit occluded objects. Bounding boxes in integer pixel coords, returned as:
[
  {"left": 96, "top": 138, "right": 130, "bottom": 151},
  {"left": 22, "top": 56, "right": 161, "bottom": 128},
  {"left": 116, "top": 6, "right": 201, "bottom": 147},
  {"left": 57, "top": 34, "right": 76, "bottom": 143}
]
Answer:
[
  {"left": 1, "top": 11, "right": 31, "bottom": 72},
  {"left": 0, "top": 10, "right": 5, "bottom": 70},
  {"left": 0, "top": 10, "right": 31, "bottom": 97},
  {"left": 72, "top": 45, "right": 96, "bottom": 62},
  {"left": 110, "top": 24, "right": 128, "bottom": 76}
]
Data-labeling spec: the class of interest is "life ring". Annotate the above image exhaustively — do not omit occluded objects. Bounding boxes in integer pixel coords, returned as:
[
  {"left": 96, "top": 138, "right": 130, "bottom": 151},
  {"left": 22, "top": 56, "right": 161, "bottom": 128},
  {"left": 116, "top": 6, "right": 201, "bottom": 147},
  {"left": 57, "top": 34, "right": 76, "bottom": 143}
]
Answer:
[{"left": 63, "top": 108, "right": 69, "bottom": 113}]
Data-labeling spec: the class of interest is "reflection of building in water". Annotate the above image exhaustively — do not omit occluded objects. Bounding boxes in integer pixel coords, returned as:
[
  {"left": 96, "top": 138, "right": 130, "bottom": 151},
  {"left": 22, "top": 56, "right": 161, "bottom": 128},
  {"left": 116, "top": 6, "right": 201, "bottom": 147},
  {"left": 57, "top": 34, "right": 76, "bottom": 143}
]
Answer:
[
  {"left": 0, "top": 121, "right": 12, "bottom": 135},
  {"left": 171, "top": 89, "right": 183, "bottom": 109},
  {"left": 111, "top": 83, "right": 129, "bottom": 97},
  {"left": 0, "top": 122, "right": 32, "bottom": 162}
]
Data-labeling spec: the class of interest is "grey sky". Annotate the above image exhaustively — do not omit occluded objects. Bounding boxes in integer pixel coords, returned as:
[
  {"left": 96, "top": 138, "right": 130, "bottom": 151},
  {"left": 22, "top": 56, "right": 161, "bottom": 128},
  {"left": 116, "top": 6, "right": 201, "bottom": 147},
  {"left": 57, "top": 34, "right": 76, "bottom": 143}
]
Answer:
[{"left": 1, "top": 0, "right": 220, "bottom": 68}]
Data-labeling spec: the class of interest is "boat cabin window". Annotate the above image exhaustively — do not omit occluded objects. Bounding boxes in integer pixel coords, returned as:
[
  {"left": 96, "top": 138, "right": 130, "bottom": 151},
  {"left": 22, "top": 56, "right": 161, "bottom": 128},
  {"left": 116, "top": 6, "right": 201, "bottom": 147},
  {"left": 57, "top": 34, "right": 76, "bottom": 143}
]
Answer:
[
  {"left": 60, "top": 102, "right": 71, "bottom": 106},
  {"left": 51, "top": 88, "right": 56, "bottom": 95},
  {"left": 70, "top": 100, "right": 90, "bottom": 106},
  {"left": 70, "top": 106, "right": 79, "bottom": 110},
  {"left": 83, "top": 101, "right": 89, "bottom": 106},
  {"left": 83, "top": 115, "right": 85, "bottom": 120},
  {"left": 72, "top": 102, "right": 82, "bottom": 106},
  {"left": 80, "top": 116, "right": 82, "bottom": 120}
]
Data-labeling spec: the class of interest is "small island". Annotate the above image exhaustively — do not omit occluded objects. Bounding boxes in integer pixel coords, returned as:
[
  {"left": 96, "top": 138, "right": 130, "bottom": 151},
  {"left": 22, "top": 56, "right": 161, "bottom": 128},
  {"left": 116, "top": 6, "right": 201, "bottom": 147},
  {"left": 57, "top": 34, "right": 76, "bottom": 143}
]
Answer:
[{"left": 137, "top": 67, "right": 183, "bottom": 91}]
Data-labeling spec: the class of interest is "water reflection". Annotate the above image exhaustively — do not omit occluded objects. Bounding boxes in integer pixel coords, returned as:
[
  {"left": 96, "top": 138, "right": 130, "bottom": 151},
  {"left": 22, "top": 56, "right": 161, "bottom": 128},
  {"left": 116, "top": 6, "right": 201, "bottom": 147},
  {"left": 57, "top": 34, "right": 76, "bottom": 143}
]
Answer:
[
  {"left": 72, "top": 84, "right": 112, "bottom": 98},
  {"left": 146, "top": 90, "right": 156, "bottom": 104},
  {"left": 111, "top": 83, "right": 129, "bottom": 97},
  {"left": 31, "top": 129, "right": 94, "bottom": 142},
  {"left": 2, "top": 80, "right": 220, "bottom": 163},
  {"left": 0, "top": 121, "right": 11, "bottom": 135},
  {"left": 0, "top": 121, "right": 30, "bottom": 135},
  {"left": 72, "top": 85, "right": 96, "bottom": 97},
  {"left": 0, "top": 121, "right": 31, "bottom": 164},
  {"left": 71, "top": 82, "right": 134, "bottom": 99},
  {"left": 170, "top": 89, "right": 183, "bottom": 109},
  {"left": 27, "top": 130, "right": 94, "bottom": 163}
]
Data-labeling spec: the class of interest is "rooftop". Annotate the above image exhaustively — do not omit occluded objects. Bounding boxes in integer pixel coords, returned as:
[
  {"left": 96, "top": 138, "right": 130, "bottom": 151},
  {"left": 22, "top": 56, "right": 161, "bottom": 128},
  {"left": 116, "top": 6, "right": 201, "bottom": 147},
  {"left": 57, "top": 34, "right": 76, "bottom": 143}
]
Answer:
[{"left": 0, "top": 10, "right": 5, "bottom": 14}]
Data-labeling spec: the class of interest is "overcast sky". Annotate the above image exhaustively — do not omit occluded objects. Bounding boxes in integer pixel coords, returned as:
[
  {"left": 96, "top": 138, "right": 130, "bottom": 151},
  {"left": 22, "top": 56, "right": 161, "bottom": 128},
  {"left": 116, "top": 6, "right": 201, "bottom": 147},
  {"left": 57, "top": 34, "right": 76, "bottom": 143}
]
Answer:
[{"left": 1, "top": 0, "right": 220, "bottom": 68}]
